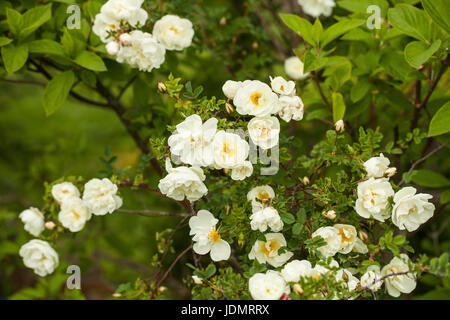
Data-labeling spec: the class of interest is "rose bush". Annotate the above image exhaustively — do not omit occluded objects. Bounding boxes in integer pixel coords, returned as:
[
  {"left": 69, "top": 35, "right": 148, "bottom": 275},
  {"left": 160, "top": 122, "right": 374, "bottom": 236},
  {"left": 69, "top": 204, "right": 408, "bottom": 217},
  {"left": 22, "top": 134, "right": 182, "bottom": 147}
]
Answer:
[{"left": 0, "top": 0, "right": 449, "bottom": 300}]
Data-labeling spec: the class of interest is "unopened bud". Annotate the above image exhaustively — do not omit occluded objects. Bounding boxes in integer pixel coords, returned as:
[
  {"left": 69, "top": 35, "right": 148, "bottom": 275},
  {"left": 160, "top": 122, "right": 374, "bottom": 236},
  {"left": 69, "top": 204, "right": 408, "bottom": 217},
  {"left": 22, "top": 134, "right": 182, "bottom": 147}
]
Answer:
[
  {"left": 384, "top": 167, "right": 397, "bottom": 177},
  {"left": 335, "top": 120, "right": 345, "bottom": 132},
  {"left": 158, "top": 82, "right": 167, "bottom": 93},
  {"left": 302, "top": 176, "right": 310, "bottom": 185},
  {"left": 280, "top": 293, "right": 290, "bottom": 300},
  {"left": 158, "top": 286, "right": 167, "bottom": 293},
  {"left": 45, "top": 221, "right": 56, "bottom": 230},
  {"left": 293, "top": 283, "right": 303, "bottom": 295},
  {"left": 225, "top": 102, "right": 234, "bottom": 114},
  {"left": 322, "top": 210, "right": 336, "bottom": 220},
  {"left": 358, "top": 230, "right": 368, "bottom": 241},
  {"left": 341, "top": 271, "right": 349, "bottom": 281},
  {"left": 192, "top": 275, "right": 203, "bottom": 285},
  {"left": 112, "top": 293, "right": 122, "bottom": 298},
  {"left": 219, "top": 17, "right": 227, "bottom": 26},
  {"left": 252, "top": 41, "right": 258, "bottom": 50}
]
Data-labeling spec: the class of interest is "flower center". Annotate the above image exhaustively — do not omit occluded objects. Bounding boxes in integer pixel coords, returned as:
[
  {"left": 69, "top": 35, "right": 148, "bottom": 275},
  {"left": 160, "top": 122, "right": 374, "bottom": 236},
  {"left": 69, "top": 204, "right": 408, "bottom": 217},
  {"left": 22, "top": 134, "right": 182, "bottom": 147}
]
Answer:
[
  {"left": 222, "top": 143, "right": 235, "bottom": 157},
  {"left": 260, "top": 240, "right": 278, "bottom": 256},
  {"left": 209, "top": 228, "right": 221, "bottom": 242},
  {"left": 338, "top": 228, "right": 353, "bottom": 244},
  {"left": 169, "top": 26, "right": 180, "bottom": 34},
  {"left": 250, "top": 92, "right": 262, "bottom": 106},
  {"left": 280, "top": 85, "right": 284, "bottom": 91},
  {"left": 71, "top": 210, "right": 81, "bottom": 220},
  {"left": 257, "top": 191, "right": 269, "bottom": 201}
]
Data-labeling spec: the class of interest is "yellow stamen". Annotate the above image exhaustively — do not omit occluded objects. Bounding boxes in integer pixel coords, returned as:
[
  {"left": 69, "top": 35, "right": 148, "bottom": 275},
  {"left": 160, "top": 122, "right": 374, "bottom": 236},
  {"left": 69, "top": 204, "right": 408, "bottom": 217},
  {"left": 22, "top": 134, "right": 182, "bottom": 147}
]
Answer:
[
  {"left": 250, "top": 92, "right": 262, "bottom": 106},
  {"left": 209, "top": 228, "right": 221, "bottom": 242}
]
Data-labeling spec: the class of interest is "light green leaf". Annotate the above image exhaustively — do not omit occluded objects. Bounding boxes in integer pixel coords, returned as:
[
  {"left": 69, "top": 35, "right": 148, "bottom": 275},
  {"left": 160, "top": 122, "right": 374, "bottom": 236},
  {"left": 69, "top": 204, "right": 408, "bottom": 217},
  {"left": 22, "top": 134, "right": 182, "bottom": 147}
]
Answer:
[
  {"left": 332, "top": 92, "right": 346, "bottom": 122},
  {"left": 281, "top": 213, "right": 295, "bottom": 225},
  {"left": 320, "top": 19, "right": 365, "bottom": 47},
  {"left": 422, "top": 0, "right": 450, "bottom": 34},
  {"left": 73, "top": 51, "right": 107, "bottom": 71},
  {"left": 279, "top": 14, "right": 316, "bottom": 47},
  {"left": 303, "top": 49, "right": 328, "bottom": 73},
  {"left": 404, "top": 40, "right": 441, "bottom": 69},
  {"left": 411, "top": 169, "right": 450, "bottom": 188},
  {"left": 1, "top": 44, "right": 29, "bottom": 74},
  {"left": 428, "top": 101, "right": 450, "bottom": 137},
  {"left": 312, "top": 19, "right": 324, "bottom": 47},
  {"left": 338, "top": 0, "right": 390, "bottom": 17},
  {"left": 388, "top": 4, "right": 432, "bottom": 42},
  {"left": 28, "top": 39, "right": 65, "bottom": 56},
  {"left": 351, "top": 78, "right": 371, "bottom": 102},
  {"left": 6, "top": 8, "right": 23, "bottom": 37},
  {"left": 0, "top": 37, "right": 12, "bottom": 47},
  {"left": 20, "top": 4, "right": 52, "bottom": 38},
  {"left": 42, "top": 71, "right": 76, "bottom": 116}
]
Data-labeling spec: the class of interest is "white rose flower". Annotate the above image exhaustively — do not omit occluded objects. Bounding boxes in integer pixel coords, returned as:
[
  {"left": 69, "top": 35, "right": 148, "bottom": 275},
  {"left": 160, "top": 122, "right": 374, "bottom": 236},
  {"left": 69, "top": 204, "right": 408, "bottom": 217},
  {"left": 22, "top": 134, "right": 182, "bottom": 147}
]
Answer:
[
  {"left": 233, "top": 80, "right": 280, "bottom": 117},
  {"left": 106, "top": 41, "right": 120, "bottom": 55},
  {"left": 153, "top": 15, "right": 194, "bottom": 51},
  {"left": 115, "top": 30, "right": 166, "bottom": 72},
  {"left": 82, "top": 178, "right": 122, "bottom": 215},
  {"left": 189, "top": 210, "right": 231, "bottom": 261},
  {"left": 281, "top": 260, "right": 313, "bottom": 283},
  {"left": 19, "top": 240, "right": 59, "bottom": 277},
  {"left": 248, "top": 116, "right": 280, "bottom": 150},
  {"left": 297, "top": 0, "right": 336, "bottom": 18},
  {"left": 249, "top": 270, "right": 290, "bottom": 300},
  {"left": 392, "top": 187, "right": 435, "bottom": 232},
  {"left": 231, "top": 161, "right": 253, "bottom": 181},
  {"left": 248, "top": 233, "right": 293, "bottom": 268},
  {"left": 51, "top": 182, "right": 80, "bottom": 204},
  {"left": 355, "top": 177, "right": 394, "bottom": 222},
  {"left": 278, "top": 95, "right": 304, "bottom": 122},
  {"left": 333, "top": 224, "right": 357, "bottom": 254},
  {"left": 312, "top": 226, "right": 341, "bottom": 257},
  {"left": 19, "top": 207, "right": 45, "bottom": 237},
  {"left": 222, "top": 80, "right": 243, "bottom": 99},
  {"left": 58, "top": 198, "right": 91, "bottom": 232},
  {"left": 168, "top": 114, "right": 218, "bottom": 167},
  {"left": 212, "top": 130, "right": 249, "bottom": 169},
  {"left": 247, "top": 185, "right": 275, "bottom": 212},
  {"left": 381, "top": 254, "right": 416, "bottom": 297},
  {"left": 360, "top": 265, "right": 383, "bottom": 291},
  {"left": 250, "top": 206, "right": 284, "bottom": 232},
  {"left": 92, "top": 0, "right": 148, "bottom": 43},
  {"left": 364, "top": 153, "right": 390, "bottom": 178},
  {"left": 270, "top": 76, "right": 296, "bottom": 96},
  {"left": 158, "top": 159, "right": 208, "bottom": 202},
  {"left": 284, "top": 56, "right": 309, "bottom": 80},
  {"left": 335, "top": 268, "right": 360, "bottom": 292}
]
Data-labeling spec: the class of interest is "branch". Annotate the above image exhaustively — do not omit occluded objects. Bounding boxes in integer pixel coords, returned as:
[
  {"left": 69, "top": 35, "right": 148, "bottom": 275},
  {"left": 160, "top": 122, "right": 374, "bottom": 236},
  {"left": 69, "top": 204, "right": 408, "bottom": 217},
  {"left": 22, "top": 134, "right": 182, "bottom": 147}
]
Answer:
[
  {"left": 312, "top": 71, "right": 332, "bottom": 111},
  {"left": 254, "top": 6, "right": 287, "bottom": 60}
]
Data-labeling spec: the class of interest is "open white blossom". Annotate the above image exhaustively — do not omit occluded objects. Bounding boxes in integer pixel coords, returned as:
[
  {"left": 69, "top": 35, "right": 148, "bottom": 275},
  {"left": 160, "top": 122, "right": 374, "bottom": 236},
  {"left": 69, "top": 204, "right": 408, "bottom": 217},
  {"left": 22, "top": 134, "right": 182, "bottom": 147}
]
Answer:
[
  {"left": 392, "top": 187, "right": 435, "bottom": 232},
  {"left": 281, "top": 260, "right": 313, "bottom": 283},
  {"left": 360, "top": 265, "right": 383, "bottom": 291},
  {"left": 284, "top": 56, "right": 309, "bottom": 80},
  {"left": 249, "top": 270, "right": 290, "bottom": 300},
  {"left": 19, "top": 240, "right": 59, "bottom": 277},
  {"left": 168, "top": 115, "right": 218, "bottom": 167},
  {"left": 312, "top": 226, "right": 341, "bottom": 257},
  {"left": 247, "top": 185, "right": 275, "bottom": 213},
  {"left": 92, "top": 0, "right": 148, "bottom": 43},
  {"left": 355, "top": 177, "right": 394, "bottom": 222},
  {"left": 250, "top": 207, "right": 283, "bottom": 232},
  {"left": 222, "top": 80, "right": 243, "bottom": 99},
  {"left": 364, "top": 153, "right": 390, "bottom": 178},
  {"left": 212, "top": 131, "right": 249, "bottom": 169},
  {"left": 189, "top": 210, "right": 230, "bottom": 261},
  {"left": 381, "top": 254, "right": 416, "bottom": 297},
  {"left": 233, "top": 80, "right": 280, "bottom": 117},
  {"left": 248, "top": 233, "right": 293, "bottom": 267},
  {"left": 82, "top": 178, "right": 122, "bottom": 215},
  {"left": 278, "top": 95, "right": 304, "bottom": 122},
  {"left": 106, "top": 41, "right": 120, "bottom": 55},
  {"left": 58, "top": 198, "right": 91, "bottom": 232},
  {"left": 297, "top": 0, "right": 336, "bottom": 18},
  {"left": 19, "top": 207, "right": 45, "bottom": 237},
  {"left": 270, "top": 76, "right": 296, "bottom": 96},
  {"left": 153, "top": 15, "right": 194, "bottom": 51},
  {"left": 248, "top": 116, "right": 280, "bottom": 150},
  {"left": 334, "top": 224, "right": 357, "bottom": 254},
  {"left": 231, "top": 161, "right": 253, "bottom": 180},
  {"left": 158, "top": 158, "right": 208, "bottom": 202},
  {"left": 115, "top": 31, "right": 166, "bottom": 72},
  {"left": 335, "top": 268, "right": 360, "bottom": 292},
  {"left": 51, "top": 182, "right": 80, "bottom": 204}
]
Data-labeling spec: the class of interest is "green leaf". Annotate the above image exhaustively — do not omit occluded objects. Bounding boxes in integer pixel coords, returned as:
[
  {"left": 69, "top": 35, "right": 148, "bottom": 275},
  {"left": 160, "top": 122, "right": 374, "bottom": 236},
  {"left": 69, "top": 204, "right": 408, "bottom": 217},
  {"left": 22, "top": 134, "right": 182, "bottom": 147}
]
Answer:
[
  {"left": 428, "top": 101, "right": 450, "bottom": 137},
  {"left": 351, "top": 78, "right": 371, "bottom": 102},
  {"left": 422, "top": 0, "right": 450, "bottom": 34},
  {"left": 20, "top": 4, "right": 52, "bottom": 39},
  {"left": 332, "top": 92, "right": 346, "bottom": 122},
  {"left": 404, "top": 40, "right": 441, "bottom": 69},
  {"left": 411, "top": 169, "right": 450, "bottom": 188},
  {"left": 292, "top": 223, "right": 303, "bottom": 235},
  {"left": 279, "top": 14, "right": 316, "bottom": 47},
  {"left": 312, "top": 19, "right": 324, "bottom": 47},
  {"left": 338, "top": 0, "right": 390, "bottom": 17},
  {"left": 6, "top": 8, "right": 23, "bottom": 38},
  {"left": 281, "top": 213, "right": 295, "bottom": 224},
  {"left": 0, "top": 37, "right": 12, "bottom": 47},
  {"left": 303, "top": 49, "right": 328, "bottom": 73},
  {"left": 388, "top": 4, "right": 432, "bottom": 42},
  {"left": 321, "top": 19, "right": 366, "bottom": 47},
  {"left": 440, "top": 190, "right": 450, "bottom": 205},
  {"left": 204, "top": 264, "right": 217, "bottom": 279},
  {"left": 28, "top": 39, "right": 65, "bottom": 56},
  {"left": 42, "top": 71, "right": 76, "bottom": 116},
  {"left": 73, "top": 51, "right": 107, "bottom": 71},
  {"left": 1, "top": 44, "right": 29, "bottom": 74}
]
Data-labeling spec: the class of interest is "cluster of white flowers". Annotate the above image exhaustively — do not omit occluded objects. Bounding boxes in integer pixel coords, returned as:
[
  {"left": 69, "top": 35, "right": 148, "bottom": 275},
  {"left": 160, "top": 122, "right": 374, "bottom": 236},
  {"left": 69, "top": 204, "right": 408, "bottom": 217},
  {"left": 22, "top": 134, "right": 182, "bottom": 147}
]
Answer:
[
  {"left": 355, "top": 153, "right": 435, "bottom": 231},
  {"left": 297, "top": 0, "right": 336, "bottom": 18},
  {"left": 93, "top": 0, "right": 194, "bottom": 72},
  {"left": 247, "top": 185, "right": 283, "bottom": 232},
  {"left": 18, "top": 178, "right": 122, "bottom": 277}
]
